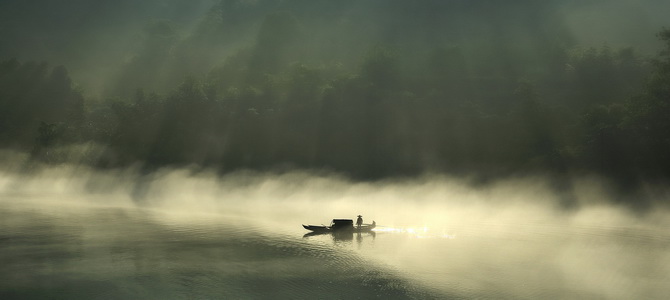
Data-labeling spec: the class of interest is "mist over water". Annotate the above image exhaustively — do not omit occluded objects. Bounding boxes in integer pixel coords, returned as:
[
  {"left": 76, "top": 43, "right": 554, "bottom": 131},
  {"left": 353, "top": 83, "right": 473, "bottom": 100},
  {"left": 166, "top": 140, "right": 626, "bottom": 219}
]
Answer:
[
  {"left": 2, "top": 1, "right": 670, "bottom": 298},
  {"left": 2, "top": 164, "right": 669, "bottom": 299}
]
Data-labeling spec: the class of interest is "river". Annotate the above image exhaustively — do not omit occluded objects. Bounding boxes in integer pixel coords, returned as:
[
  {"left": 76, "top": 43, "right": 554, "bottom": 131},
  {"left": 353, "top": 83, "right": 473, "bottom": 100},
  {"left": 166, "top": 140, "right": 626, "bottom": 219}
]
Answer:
[{"left": 1, "top": 170, "right": 670, "bottom": 299}]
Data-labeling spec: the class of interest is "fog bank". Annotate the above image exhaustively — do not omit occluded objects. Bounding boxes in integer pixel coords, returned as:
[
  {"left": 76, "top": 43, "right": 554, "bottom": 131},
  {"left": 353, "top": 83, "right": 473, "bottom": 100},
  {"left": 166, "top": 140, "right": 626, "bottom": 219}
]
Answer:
[
  {"left": 3, "top": 162, "right": 670, "bottom": 299},
  {"left": 2, "top": 161, "right": 669, "bottom": 231}
]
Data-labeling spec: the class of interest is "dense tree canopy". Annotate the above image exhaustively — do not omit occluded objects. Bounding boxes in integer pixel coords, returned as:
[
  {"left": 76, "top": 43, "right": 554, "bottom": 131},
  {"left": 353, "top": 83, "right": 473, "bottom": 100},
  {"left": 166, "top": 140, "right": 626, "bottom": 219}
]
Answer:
[{"left": 0, "top": 1, "right": 669, "bottom": 190}]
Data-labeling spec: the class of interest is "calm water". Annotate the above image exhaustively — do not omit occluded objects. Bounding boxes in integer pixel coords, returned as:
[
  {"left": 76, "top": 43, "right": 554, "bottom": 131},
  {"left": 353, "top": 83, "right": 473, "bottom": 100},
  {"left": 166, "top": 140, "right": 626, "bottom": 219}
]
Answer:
[{"left": 1, "top": 199, "right": 669, "bottom": 299}]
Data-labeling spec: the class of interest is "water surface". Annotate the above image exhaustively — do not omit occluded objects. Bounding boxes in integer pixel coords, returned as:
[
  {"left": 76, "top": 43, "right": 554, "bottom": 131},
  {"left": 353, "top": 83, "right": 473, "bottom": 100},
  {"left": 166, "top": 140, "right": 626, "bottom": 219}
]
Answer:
[{"left": 1, "top": 187, "right": 670, "bottom": 299}]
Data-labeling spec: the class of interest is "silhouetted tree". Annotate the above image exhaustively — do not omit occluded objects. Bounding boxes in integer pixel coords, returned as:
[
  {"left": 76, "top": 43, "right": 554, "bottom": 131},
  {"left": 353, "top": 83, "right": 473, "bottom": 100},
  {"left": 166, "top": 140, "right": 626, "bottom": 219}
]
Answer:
[
  {"left": 0, "top": 60, "right": 83, "bottom": 152},
  {"left": 623, "top": 29, "right": 670, "bottom": 177}
]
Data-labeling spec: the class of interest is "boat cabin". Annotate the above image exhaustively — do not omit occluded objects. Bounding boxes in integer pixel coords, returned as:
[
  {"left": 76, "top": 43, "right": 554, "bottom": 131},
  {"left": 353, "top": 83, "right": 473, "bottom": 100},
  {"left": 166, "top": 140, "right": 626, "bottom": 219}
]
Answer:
[{"left": 330, "top": 219, "right": 354, "bottom": 229}]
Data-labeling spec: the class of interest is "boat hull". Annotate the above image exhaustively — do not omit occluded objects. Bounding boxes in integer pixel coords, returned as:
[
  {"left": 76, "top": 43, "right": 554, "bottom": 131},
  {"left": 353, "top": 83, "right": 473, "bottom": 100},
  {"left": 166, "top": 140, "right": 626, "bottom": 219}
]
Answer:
[{"left": 302, "top": 224, "right": 376, "bottom": 233}]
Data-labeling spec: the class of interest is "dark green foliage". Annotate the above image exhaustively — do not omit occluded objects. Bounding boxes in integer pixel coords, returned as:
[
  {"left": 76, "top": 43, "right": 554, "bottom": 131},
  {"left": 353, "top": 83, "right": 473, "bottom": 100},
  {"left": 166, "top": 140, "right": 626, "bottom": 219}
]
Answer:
[
  {"left": 2, "top": 1, "right": 670, "bottom": 189},
  {"left": 112, "top": 20, "right": 180, "bottom": 98},
  {"left": 563, "top": 46, "right": 649, "bottom": 109},
  {"left": 620, "top": 29, "right": 670, "bottom": 177},
  {"left": 0, "top": 60, "right": 83, "bottom": 151}
]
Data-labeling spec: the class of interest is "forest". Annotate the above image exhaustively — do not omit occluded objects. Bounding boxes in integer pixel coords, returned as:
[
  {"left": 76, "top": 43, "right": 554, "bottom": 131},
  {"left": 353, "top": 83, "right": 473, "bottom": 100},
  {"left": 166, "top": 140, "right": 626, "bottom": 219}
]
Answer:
[{"left": 1, "top": 0, "right": 669, "bottom": 189}]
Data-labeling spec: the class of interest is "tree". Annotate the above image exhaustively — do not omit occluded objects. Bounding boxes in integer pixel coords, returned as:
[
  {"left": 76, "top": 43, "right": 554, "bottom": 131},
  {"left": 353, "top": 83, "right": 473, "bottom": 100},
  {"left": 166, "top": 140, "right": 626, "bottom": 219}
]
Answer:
[
  {"left": 623, "top": 29, "right": 670, "bottom": 176},
  {"left": 249, "top": 11, "right": 302, "bottom": 75},
  {"left": 0, "top": 60, "right": 83, "bottom": 150}
]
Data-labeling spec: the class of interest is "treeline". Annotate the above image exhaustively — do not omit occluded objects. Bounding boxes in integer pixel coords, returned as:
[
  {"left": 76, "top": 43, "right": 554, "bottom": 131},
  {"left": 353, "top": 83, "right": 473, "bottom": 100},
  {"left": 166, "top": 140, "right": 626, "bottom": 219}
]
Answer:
[
  {"left": 0, "top": 60, "right": 84, "bottom": 153},
  {"left": 1, "top": 0, "right": 669, "bottom": 185},
  {"left": 2, "top": 28, "right": 669, "bottom": 184}
]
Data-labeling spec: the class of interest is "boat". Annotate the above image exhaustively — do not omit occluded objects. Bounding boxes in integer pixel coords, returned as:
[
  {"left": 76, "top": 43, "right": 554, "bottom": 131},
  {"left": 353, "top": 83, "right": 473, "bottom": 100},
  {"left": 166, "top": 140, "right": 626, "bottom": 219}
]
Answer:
[{"left": 302, "top": 219, "right": 376, "bottom": 233}]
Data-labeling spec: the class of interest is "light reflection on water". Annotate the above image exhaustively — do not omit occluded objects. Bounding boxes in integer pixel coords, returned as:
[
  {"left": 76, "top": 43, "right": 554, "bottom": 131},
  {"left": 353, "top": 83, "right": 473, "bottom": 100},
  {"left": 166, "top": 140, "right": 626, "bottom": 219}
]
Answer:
[
  {"left": 1, "top": 199, "right": 670, "bottom": 299},
  {"left": 371, "top": 226, "right": 457, "bottom": 239},
  {"left": 299, "top": 219, "right": 670, "bottom": 299}
]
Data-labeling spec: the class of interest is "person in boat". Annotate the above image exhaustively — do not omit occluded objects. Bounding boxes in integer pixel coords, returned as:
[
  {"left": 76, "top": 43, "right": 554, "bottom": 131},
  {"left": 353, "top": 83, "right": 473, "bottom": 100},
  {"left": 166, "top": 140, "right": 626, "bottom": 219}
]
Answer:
[{"left": 356, "top": 215, "right": 363, "bottom": 229}]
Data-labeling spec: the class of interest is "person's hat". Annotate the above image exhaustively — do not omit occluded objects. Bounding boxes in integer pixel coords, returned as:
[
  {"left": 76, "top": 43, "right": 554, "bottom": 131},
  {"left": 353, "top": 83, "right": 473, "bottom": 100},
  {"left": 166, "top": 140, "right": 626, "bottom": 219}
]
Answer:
[{"left": 357, "top": 215, "right": 362, "bottom": 217}]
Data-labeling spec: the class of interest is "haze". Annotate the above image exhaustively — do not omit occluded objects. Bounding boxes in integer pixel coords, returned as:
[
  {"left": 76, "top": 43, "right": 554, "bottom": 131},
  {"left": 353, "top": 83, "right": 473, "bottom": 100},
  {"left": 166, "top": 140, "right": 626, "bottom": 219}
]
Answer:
[{"left": 1, "top": 1, "right": 670, "bottom": 298}]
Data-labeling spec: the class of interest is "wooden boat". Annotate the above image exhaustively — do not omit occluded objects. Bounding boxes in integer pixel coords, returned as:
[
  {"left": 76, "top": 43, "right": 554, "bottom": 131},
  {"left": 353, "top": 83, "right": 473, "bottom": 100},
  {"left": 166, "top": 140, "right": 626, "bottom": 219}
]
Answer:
[{"left": 302, "top": 219, "right": 376, "bottom": 233}]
